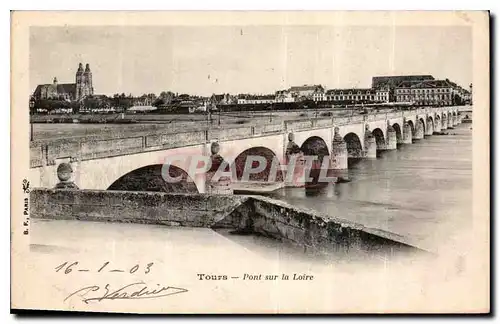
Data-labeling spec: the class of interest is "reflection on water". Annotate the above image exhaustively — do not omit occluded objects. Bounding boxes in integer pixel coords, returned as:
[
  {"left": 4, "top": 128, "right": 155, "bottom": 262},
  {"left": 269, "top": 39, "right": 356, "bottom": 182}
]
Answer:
[{"left": 269, "top": 123, "right": 472, "bottom": 251}]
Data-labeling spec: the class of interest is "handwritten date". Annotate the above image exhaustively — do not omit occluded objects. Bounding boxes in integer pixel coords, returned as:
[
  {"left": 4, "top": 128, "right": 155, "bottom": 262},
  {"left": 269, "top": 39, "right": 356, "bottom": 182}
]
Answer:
[{"left": 55, "top": 261, "right": 154, "bottom": 274}]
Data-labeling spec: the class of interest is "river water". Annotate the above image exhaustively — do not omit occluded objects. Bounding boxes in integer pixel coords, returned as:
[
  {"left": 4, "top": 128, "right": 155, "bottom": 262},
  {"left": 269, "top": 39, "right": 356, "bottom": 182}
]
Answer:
[{"left": 269, "top": 122, "right": 473, "bottom": 252}]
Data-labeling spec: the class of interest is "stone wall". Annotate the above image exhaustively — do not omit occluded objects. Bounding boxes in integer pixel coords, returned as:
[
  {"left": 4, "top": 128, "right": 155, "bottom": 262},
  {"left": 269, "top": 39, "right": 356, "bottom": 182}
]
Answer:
[
  {"left": 30, "top": 189, "right": 422, "bottom": 255},
  {"left": 30, "top": 189, "right": 247, "bottom": 228},
  {"left": 240, "top": 196, "right": 420, "bottom": 254}
]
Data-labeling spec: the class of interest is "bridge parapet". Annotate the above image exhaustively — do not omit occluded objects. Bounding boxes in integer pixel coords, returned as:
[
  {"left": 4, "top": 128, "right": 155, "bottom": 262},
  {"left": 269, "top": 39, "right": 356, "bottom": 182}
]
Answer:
[
  {"left": 253, "top": 123, "right": 284, "bottom": 136},
  {"left": 285, "top": 120, "right": 313, "bottom": 131},
  {"left": 335, "top": 117, "right": 349, "bottom": 125},
  {"left": 208, "top": 126, "right": 253, "bottom": 141},
  {"left": 145, "top": 130, "right": 206, "bottom": 149},
  {"left": 387, "top": 112, "right": 401, "bottom": 119},
  {"left": 30, "top": 108, "right": 459, "bottom": 168},
  {"left": 312, "top": 118, "right": 334, "bottom": 128},
  {"left": 349, "top": 115, "right": 365, "bottom": 123}
]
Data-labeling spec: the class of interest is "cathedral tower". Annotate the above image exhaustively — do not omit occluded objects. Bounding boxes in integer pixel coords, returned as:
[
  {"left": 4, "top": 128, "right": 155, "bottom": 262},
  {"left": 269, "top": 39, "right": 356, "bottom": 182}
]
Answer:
[
  {"left": 75, "top": 63, "right": 84, "bottom": 100},
  {"left": 83, "top": 63, "right": 94, "bottom": 97}
]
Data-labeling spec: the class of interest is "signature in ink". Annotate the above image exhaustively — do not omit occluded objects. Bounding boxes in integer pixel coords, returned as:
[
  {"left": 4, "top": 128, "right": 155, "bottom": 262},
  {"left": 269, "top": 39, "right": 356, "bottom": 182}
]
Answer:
[{"left": 64, "top": 281, "right": 188, "bottom": 304}]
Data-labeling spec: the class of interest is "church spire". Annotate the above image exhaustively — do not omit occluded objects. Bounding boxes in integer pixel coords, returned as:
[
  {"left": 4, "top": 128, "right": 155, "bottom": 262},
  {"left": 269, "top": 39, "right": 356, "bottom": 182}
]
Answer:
[
  {"left": 77, "top": 62, "right": 83, "bottom": 73},
  {"left": 85, "top": 63, "right": 91, "bottom": 72}
]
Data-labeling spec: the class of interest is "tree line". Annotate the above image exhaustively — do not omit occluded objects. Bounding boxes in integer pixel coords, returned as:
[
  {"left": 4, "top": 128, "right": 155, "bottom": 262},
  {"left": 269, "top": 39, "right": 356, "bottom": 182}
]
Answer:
[{"left": 31, "top": 93, "right": 158, "bottom": 113}]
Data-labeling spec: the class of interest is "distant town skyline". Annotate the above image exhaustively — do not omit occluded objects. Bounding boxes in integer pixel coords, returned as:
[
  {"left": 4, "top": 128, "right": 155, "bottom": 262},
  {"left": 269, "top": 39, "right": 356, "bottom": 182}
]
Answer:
[{"left": 30, "top": 25, "right": 472, "bottom": 96}]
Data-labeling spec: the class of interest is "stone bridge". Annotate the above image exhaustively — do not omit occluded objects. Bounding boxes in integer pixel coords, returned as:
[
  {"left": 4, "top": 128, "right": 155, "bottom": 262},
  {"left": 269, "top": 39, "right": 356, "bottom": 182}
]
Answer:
[{"left": 30, "top": 107, "right": 463, "bottom": 193}]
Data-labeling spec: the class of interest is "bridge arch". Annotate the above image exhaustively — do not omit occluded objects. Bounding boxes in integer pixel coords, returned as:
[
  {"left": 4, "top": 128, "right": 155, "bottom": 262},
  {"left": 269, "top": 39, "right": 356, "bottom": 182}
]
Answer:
[
  {"left": 107, "top": 164, "right": 199, "bottom": 193},
  {"left": 407, "top": 120, "right": 415, "bottom": 135},
  {"left": 372, "top": 128, "right": 386, "bottom": 151},
  {"left": 427, "top": 116, "right": 434, "bottom": 125},
  {"left": 392, "top": 123, "right": 403, "bottom": 144},
  {"left": 232, "top": 146, "right": 284, "bottom": 182},
  {"left": 300, "top": 136, "right": 330, "bottom": 161},
  {"left": 344, "top": 132, "right": 363, "bottom": 158}
]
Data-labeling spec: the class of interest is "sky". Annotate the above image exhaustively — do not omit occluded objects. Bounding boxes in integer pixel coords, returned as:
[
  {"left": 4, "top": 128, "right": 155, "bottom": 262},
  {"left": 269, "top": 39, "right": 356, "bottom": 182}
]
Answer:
[{"left": 30, "top": 25, "right": 472, "bottom": 96}]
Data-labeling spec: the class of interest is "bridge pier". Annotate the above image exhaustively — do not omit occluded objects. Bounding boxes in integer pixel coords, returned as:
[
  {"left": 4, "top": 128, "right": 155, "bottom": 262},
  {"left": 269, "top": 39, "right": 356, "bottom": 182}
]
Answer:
[
  {"left": 364, "top": 126, "right": 377, "bottom": 158},
  {"left": 413, "top": 116, "right": 424, "bottom": 140},
  {"left": 284, "top": 133, "right": 306, "bottom": 187},
  {"left": 386, "top": 122, "right": 397, "bottom": 150},
  {"left": 402, "top": 122, "right": 413, "bottom": 144},
  {"left": 415, "top": 122, "right": 424, "bottom": 139},
  {"left": 284, "top": 153, "right": 306, "bottom": 187},
  {"left": 442, "top": 115, "right": 448, "bottom": 131},
  {"left": 447, "top": 115, "right": 453, "bottom": 129},
  {"left": 205, "top": 142, "right": 233, "bottom": 194},
  {"left": 331, "top": 127, "right": 348, "bottom": 170},
  {"left": 434, "top": 118, "right": 442, "bottom": 133},
  {"left": 425, "top": 118, "right": 434, "bottom": 136}
]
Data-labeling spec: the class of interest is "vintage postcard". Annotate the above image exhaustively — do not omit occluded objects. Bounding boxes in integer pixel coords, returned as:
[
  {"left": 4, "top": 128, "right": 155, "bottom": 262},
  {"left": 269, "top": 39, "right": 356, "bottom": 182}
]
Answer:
[{"left": 11, "top": 11, "right": 489, "bottom": 314}]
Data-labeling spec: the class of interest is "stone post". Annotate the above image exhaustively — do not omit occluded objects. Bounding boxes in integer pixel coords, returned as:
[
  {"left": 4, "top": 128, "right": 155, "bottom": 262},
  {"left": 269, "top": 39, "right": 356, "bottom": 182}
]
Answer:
[
  {"left": 331, "top": 127, "right": 348, "bottom": 170},
  {"left": 364, "top": 125, "right": 377, "bottom": 158},
  {"left": 205, "top": 142, "right": 233, "bottom": 194},
  {"left": 402, "top": 118, "right": 413, "bottom": 144},
  {"left": 386, "top": 121, "right": 397, "bottom": 150},
  {"left": 54, "top": 163, "right": 79, "bottom": 189}
]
